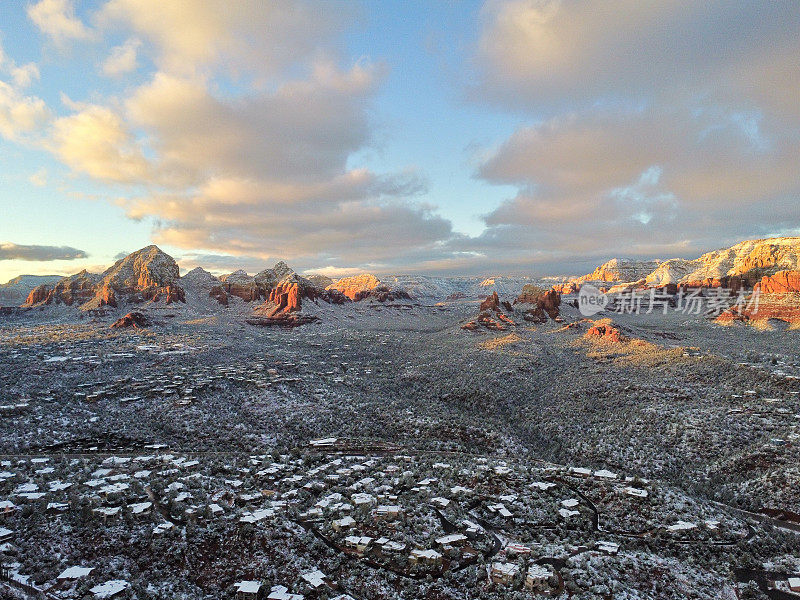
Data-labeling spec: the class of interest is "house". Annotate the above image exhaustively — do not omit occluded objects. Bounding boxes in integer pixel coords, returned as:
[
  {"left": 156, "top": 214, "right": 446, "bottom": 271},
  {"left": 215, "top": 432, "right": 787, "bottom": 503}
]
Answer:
[
  {"left": 57, "top": 566, "right": 93, "bottom": 581},
  {"left": 624, "top": 487, "right": 648, "bottom": 498},
  {"left": 667, "top": 521, "right": 697, "bottom": 532},
  {"left": 597, "top": 541, "right": 619, "bottom": 555},
  {"left": 409, "top": 548, "right": 442, "bottom": 567},
  {"left": 267, "top": 584, "right": 303, "bottom": 600},
  {"left": 435, "top": 533, "right": 467, "bottom": 547},
  {"left": 300, "top": 569, "right": 327, "bottom": 589},
  {"left": 309, "top": 438, "right": 338, "bottom": 448},
  {"left": 594, "top": 469, "right": 618, "bottom": 479},
  {"left": 343, "top": 535, "right": 373, "bottom": 555},
  {"left": 506, "top": 543, "right": 531, "bottom": 557},
  {"left": 129, "top": 502, "right": 153, "bottom": 516},
  {"left": 0, "top": 500, "right": 18, "bottom": 516},
  {"left": 489, "top": 561, "right": 520, "bottom": 586},
  {"left": 0, "top": 527, "right": 14, "bottom": 542},
  {"left": 569, "top": 467, "right": 591, "bottom": 477},
  {"left": 558, "top": 508, "right": 579, "bottom": 520},
  {"left": 89, "top": 579, "right": 130, "bottom": 599},
  {"left": 373, "top": 505, "right": 402, "bottom": 520},
  {"left": 234, "top": 581, "right": 263, "bottom": 600},
  {"left": 331, "top": 516, "right": 355, "bottom": 532},
  {"left": 788, "top": 577, "right": 800, "bottom": 592},
  {"left": 524, "top": 564, "right": 552, "bottom": 591},
  {"left": 376, "top": 539, "right": 406, "bottom": 554}
]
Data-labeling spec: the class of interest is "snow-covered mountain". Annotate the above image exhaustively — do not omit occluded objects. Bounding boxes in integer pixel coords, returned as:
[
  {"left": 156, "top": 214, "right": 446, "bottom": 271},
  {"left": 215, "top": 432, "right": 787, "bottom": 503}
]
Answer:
[{"left": 0, "top": 274, "right": 61, "bottom": 306}]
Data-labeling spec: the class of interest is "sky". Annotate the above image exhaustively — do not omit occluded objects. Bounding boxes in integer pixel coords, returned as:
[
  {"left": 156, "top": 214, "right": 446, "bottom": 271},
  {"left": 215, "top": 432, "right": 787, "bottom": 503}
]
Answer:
[{"left": 1, "top": 0, "right": 799, "bottom": 282}]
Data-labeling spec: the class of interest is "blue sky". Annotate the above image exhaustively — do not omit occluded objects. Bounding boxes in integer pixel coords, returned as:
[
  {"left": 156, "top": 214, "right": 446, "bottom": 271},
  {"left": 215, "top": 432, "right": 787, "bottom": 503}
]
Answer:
[{"left": 1, "top": 1, "right": 799, "bottom": 281}]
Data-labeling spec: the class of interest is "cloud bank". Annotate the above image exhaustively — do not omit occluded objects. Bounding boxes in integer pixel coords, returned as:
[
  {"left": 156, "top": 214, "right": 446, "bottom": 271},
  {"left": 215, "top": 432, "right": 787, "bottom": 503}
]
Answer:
[
  {"left": 0, "top": 243, "right": 88, "bottom": 261},
  {"left": 0, "top": 1, "right": 798, "bottom": 276}
]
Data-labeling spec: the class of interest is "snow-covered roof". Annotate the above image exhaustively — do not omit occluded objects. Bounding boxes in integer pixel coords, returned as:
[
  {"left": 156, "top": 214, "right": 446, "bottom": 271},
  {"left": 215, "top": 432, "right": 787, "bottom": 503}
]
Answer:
[
  {"left": 491, "top": 562, "right": 520, "bottom": 576},
  {"left": 300, "top": 569, "right": 326, "bottom": 588},
  {"left": 235, "top": 581, "right": 262, "bottom": 594},
  {"left": 435, "top": 533, "right": 467, "bottom": 545},
  {"left": 89, "top": 579, "right": 130, "bottom": 598},
  {"left": 57, "top": 566, "right": 93, "bottom": 580}
]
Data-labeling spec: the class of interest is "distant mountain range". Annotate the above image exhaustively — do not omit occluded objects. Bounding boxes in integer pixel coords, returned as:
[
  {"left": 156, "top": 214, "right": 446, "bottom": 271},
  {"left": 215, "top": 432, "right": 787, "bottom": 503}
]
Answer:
[
  {"left": 5, "top": 236, "right": 800, "bottom": 312},
  {"left": 0, "top": 274, "right": 63, "bottom": 304},
  {"left": 560, "top": 237, "right": 800, "bottom": 292}
]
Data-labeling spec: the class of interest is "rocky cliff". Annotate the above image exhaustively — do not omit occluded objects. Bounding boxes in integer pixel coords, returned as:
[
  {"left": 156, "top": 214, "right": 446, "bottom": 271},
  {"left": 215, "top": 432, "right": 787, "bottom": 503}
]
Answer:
[
  {"left": 25, "top": 270, "right": 102, "bottom": 306},
  {"left": 326, "top": 274, "right": 382, "bottom": 300},
  {"left": 646, "top": 237, "right": 800, "bottom": 288},
  {"left": 578, "top": 258, "right": 662, "bottom": 283},
  {"left": 90, "top": 245, "right": 184, "bottom": 308}
]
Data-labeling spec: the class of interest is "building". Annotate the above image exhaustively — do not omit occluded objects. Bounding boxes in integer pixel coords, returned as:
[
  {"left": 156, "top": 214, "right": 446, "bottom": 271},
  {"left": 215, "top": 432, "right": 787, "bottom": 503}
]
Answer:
[
  {"left": 409, "top": 548, "right": 443, "bottom": 567},
  {"left": 235, "top": 581, "right": 263, "bottom": 600},
  {"left": 331, "top": 516, "right": 355, "bottom": 532},
  {"left": 300, "top": 569, "right": 327, "bottom": 589},
  {"left": 525, "top": 564, "right": 552, "bottom": 591},
  {"left": 489, "top": 561, "right": 520, "bottom": 586},
  {"left": 343, "top": 535, "right": 373, "bottom": 556},
  {"left": 267, "top": 584, "right": 303, "bottom": 600},
  {"left": 373, "top": 505, "right": 402, "bottom": 520},
  {"left": 89, "top": 580, "right": 130, "bottom": 599},
  {"left": 506, "top": 543, "right": 531, "bottom": 557},
  {"left": 435, "top": 533, "right": 467, "bottom": 547},
  {"left": 57, "top": 566, "right": 93, "bottom": 581}
]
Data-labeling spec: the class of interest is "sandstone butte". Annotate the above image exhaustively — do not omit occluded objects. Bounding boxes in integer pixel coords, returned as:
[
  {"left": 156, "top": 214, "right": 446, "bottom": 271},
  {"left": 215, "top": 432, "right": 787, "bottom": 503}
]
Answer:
[{"left": 326, "top": 274, "right": 382, "bottom": 301}]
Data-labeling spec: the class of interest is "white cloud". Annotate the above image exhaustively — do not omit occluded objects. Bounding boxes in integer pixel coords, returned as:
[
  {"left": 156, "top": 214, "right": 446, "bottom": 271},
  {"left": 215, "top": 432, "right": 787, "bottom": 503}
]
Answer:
[
  {"left": 27, "top": 0, "right": 93, "bottom": 48},
  {"left": 10, "top": 63, "right": 40, "bottom": 89},
  {"left": 475, "top": 0, "right": 800, "bottom": 121},
  {"left": 49, "top": 103, "right": 151, "bottom": 183},
  {"left": 0, "top": 42, "right": 47, "bottom": 141},
  {"left": 0, "top": 80, "right": 50, "bottom": 141},
  {"left": 466, "top": 104, "right": 800, "bottom": 265},
  {"left": 29, "top": 168, "right": 48, "bottom": 187},
  {"left": 98, "top": 0, "right": 351, "bottom": 77},
  {"left": 101, "top": 37, "right": 141, "bottom": 77},
  {"left": 29, "top": 5, "right": 460, "bottom": 274},
  {"left": 462, "top": 0, "right": 800, "bottom": 270}
]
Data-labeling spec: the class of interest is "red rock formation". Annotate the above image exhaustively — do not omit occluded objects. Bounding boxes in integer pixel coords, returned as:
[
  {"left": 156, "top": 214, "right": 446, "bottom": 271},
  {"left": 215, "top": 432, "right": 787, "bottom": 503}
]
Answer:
[
  {"left": 754, "top": 270, "right": 800, "bottom": 294},
  {"left": 25, "top": 284, "right": 52, "bottom": 305},
  {"left": 683, "top": 276, "right": 748, "bottom": 292},
  {"left": 514, "top": 285, "right": 561, "bottom": 320},
  {"left": 29, "top": 270, "right": 101, "bottom": 306},
  {"left": 268, "top": 281, "right": 302, "bottom": 316},
  {"left": 480, "top": 291, "right": 500, "bottom": 312},
  {"left": 326, "top": 273, "right": 382, "bottom": 300},
  {"left": 97, "top": 284, "right": 117, "bottom": 307},
  {"left": 110, "top": 311, "right": 150, "bottom": 329},
  {"left": 552, "top": 282, "right": 580, "bottom": 294},
  {"left": 91, "top": 246, "right": 184, "bottom": 307},
  {"left": 522, "top": 306, "right": 547, "bottom": 324},
  {"left": 585, "top": 322, "right": 626, "bottom": 343},
  {"left": 209, "top": 285, "right": 229, "bottom": 306},
  {"left": 716, "top": 287, "right": 800, "bottom": 328},
  {"left": 139, "top": 285, "right": 185, "bottom": 304}
]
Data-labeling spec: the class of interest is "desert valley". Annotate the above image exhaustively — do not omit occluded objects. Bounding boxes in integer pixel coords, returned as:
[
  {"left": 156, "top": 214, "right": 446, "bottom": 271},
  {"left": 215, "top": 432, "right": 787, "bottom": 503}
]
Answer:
[{"left": 1, "top": 237, "right": 800, "bottom": 599}]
